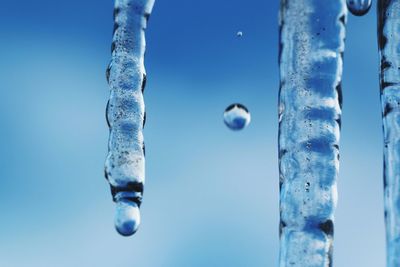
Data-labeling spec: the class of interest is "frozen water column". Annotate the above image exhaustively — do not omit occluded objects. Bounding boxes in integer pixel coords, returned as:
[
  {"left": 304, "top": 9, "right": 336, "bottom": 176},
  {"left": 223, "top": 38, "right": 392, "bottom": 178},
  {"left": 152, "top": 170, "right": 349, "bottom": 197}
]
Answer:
[
  {"left": 378, "top": 0, "right": 400, "bottom": 265},
  {"left": 105, "top": 0, "right": 155, "bottom": 236},
  {"left": 278, "top": 0, "right": 346, "bottom": 266}
]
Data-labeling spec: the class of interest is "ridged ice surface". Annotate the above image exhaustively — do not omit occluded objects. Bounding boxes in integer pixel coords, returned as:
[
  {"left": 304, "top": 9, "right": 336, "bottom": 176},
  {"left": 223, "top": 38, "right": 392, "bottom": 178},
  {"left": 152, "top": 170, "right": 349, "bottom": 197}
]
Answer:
[
  {"left": 378, "top": 1, "right": 400, "bottom": 265},
  {"left": 105, "top": 0, "right": 154, "bottom": 236},
  {"left": 279, "top": 0, "right": 346, "bottom": 266}
]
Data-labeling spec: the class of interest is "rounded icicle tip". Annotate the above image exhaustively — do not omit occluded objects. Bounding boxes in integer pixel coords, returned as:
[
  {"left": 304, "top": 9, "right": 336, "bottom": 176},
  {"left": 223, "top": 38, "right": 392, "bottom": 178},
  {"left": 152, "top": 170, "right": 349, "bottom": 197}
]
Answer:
[
  {"left": 114, "top": 199, "right": 141, "bottom": 236},
  {"left": 346, "top": 0, "right": 372, "bottom": 16},
  {"left": 223, "top": 103, "right": 251, "bottom": 131}
]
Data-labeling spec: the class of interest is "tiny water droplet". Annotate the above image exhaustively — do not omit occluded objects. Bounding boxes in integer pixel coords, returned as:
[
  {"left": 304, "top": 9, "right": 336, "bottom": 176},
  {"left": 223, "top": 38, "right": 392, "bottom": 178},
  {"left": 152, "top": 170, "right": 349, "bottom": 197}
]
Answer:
[
  {"left": 237, "top": 31, "right": 243, "bottom": 37},
  {"left": 114, "top": 199, "right": 140, "bottom": 236},
  {"left": 224, "top": 103, "right": 251, "bottom": 131},
  {"left": 346, "top": 0, "right": 371, "bottom": 16}
]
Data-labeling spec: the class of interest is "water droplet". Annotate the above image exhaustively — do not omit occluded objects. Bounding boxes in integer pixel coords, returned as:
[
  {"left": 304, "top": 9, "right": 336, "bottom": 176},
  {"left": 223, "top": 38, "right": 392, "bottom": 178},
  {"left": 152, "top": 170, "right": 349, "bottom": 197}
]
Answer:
[
  {"left": 237, "top": 31, "right": 243, "bottom": 37},
  {"left": 224, "top": 103, "right": 251, "bottom": 131},
  {"left": 114, "top": 199, "right": 141, "bottom": 236},
  {"left": 346, "top": 0, "right": 371, "bottom": 16}
]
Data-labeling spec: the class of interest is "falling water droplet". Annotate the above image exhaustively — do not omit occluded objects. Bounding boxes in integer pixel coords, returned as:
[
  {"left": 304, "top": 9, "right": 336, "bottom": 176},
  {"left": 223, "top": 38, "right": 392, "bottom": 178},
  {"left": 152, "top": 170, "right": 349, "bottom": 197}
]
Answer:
[
  {"left": 346, "top": 0, "right": 372, "bottom": 16},
  {"left": 224, "top": 103, "right": 251, "bottom": 131},
  {"left": 237, "top": 31, "right": 243, "bottom": 37},
  {"left": 114, "top": 199, "right": 141, "bottom": 236}
]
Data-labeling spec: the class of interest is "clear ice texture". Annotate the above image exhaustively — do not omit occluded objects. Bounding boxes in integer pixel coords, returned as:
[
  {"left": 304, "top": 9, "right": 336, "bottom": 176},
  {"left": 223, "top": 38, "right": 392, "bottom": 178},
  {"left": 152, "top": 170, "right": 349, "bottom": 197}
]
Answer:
[
  {"left": 378, "top": 0, "right": 400, "bottom": 265},
  {"left": 279, "top": 0, "right": 347, "bottom": 266},
  {"left": 105, "top": 0, "right": 155, "bottom": 236}
]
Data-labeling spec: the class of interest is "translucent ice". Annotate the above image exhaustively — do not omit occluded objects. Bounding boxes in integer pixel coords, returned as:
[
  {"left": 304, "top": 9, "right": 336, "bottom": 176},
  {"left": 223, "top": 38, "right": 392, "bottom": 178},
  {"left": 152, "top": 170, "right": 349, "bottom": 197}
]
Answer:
[
  {"left": 105, "top": 0, "right": 155, "bottom": 236},
  {"left": 279, "top": 0, "right": 347, "bottom": 265},
  {"left": 378, "top": 0, "right": 400, "bottom": 265}
]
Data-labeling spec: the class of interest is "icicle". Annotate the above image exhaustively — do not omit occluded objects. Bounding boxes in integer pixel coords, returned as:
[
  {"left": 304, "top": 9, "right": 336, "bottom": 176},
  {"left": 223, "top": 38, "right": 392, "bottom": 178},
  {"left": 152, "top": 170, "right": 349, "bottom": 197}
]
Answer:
[
  {"left": 278, "top": 0, "right": 347, "bottom": 265},
  {"left": 378, "top": 0, "right": 400, "bottom": 265},
  {"left": 105, "top": 0, "right": 155, "bottom": 236}
]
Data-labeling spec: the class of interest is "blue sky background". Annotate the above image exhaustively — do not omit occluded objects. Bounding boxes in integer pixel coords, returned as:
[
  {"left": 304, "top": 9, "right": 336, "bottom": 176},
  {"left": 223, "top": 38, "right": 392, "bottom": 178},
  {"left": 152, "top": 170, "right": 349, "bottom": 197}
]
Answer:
[{"left": 0, "top": 1, "right": 384, "bottom": 266}]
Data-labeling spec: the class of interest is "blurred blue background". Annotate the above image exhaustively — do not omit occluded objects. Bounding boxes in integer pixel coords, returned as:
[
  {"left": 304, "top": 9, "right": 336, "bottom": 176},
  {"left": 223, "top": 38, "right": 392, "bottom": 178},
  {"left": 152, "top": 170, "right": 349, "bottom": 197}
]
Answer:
[{"left": 0, "top": 1, "right": 384, "bottom": 266}]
